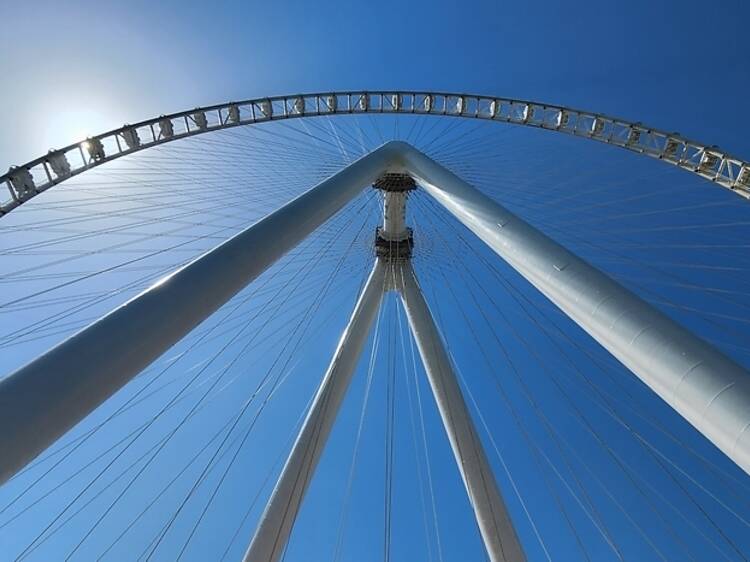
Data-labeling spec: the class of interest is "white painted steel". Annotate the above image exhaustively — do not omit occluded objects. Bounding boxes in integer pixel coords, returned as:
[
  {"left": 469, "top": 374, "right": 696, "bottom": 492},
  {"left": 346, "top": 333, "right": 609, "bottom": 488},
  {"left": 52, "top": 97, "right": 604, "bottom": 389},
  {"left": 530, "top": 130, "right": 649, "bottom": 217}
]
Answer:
[
  {"left": 2, "top": 140, "right": 749, "bottom": 562},
  {"left": 397, "top": 261, "right": 526, "bottom": 562},
  {"left": 243, "top": 260, "right": 386, "bottom": 562},
  {"left": 0, "top": 144, "right": 403, "bottom": 485},
  {"left": 4, "top": 91, "right": 749, "bottom": 216},
  {"left": 396, "top": 141, "right": 750, "bottom": 476},
  {"left": 381, "top": 191, "right": 409, "bottom": 241}
]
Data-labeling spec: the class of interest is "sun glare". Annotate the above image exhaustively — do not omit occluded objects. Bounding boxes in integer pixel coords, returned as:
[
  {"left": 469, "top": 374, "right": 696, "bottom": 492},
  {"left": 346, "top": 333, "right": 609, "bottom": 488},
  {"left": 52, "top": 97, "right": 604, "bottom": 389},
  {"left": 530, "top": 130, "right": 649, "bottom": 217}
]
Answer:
[{"left": 41, "top": 103, "right": 119, "bottom": 151}]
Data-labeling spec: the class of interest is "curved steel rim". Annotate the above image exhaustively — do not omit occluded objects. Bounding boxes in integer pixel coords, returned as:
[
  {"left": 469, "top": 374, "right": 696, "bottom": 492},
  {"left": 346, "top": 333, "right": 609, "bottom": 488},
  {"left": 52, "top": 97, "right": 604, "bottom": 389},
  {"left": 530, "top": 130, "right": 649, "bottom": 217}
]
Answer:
[{"left": 3, "top": 90, "right": 749, "bottom": 216}]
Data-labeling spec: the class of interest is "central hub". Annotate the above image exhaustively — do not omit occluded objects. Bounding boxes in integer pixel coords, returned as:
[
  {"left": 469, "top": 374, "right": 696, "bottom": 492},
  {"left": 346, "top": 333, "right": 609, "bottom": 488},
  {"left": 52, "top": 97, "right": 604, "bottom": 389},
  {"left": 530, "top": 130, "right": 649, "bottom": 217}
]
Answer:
[{"left": 373, "top": 173, "right": 415, "bottom": 260}]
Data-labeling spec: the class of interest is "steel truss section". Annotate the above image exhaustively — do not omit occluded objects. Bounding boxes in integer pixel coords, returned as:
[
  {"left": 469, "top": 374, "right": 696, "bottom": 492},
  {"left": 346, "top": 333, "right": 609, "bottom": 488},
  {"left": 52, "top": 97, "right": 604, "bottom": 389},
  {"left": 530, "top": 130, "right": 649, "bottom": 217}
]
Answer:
[{"left": 3, "top": 91, "right": 749, "bottom": 216}]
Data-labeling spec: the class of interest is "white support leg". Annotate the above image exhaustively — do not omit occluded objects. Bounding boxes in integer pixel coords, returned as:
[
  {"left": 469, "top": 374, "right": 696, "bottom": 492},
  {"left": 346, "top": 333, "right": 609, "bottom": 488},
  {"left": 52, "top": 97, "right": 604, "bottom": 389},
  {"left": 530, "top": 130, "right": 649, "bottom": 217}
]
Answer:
[
  {"left": 0, "top": 144, "right": 403, "bottom": 485},
  {"left": 398, "top": 261, "right": 526, "bottom": 562},
  {"left": 243, "top": 259, "right": 386, "bottom": 562},
  {"left": 394, "top": 141, "right": 750, "bottom": 475}
]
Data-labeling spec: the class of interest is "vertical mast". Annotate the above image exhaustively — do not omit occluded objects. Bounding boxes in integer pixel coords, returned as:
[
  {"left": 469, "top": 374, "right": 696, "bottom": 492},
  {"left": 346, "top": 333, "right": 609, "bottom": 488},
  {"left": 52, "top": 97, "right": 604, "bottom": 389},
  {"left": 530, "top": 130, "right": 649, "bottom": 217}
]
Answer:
[
  {"left": 376, "top": 172, "right": 526, "bottom": 562},
  {"left": 243, "top": 261, "right": 386, "bottom": 562},
  {"left": 244, "top": 168, "right": 526, "bottom": 562},
  {"left": 397, "top": 261, "right": 526, "bottom": 562}
]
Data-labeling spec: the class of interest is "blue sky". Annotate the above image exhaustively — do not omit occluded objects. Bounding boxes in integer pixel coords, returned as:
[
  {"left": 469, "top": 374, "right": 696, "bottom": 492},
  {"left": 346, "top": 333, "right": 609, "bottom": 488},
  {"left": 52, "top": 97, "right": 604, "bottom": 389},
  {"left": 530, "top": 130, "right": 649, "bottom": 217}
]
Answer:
[
  {"left": 2, "top": 0, "right": 749, "bottom": 166},
  {"left": 1, "top": 1, "right": 750, "bottom": 561}
]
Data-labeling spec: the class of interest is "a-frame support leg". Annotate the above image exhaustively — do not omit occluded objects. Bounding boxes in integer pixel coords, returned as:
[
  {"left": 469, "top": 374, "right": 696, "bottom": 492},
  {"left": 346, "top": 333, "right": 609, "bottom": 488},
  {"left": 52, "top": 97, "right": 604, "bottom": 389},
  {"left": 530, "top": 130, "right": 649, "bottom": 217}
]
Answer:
[
  {"left": 242, "top": 259, "right": 386, "bottom": 562},
  {"left": 397, "top": 261, "right": 526, "bottom": 562},
  {"left": 396, "top": 141, "right": 750, "bottom": 476},
  {"left": 0, "top": 143, "right": 402, "bottom": 485}
]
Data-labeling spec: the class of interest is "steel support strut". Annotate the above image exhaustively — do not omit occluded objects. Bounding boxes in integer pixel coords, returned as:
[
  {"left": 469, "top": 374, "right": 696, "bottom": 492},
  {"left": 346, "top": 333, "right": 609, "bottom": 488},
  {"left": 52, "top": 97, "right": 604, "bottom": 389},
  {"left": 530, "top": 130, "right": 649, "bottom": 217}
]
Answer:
[
  {"left": 0, "top": 144, "right": 403, "bottom": 485},
  {"left": 2, "top": 139, "right": 748, "bottom": 562},
  {"left": 243, "top": 259, "right": 386, "bottom": 562},
  {"left": 397, "top": 261, "right": 526, "bottom": 562},
  {"left": 394, "top": 141, "right": 750, "bottom": 475}
]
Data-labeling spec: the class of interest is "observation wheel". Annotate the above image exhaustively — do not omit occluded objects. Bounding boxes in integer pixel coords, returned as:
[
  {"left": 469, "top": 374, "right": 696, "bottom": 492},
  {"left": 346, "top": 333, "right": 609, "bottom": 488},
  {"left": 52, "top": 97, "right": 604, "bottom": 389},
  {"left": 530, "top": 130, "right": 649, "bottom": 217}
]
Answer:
[{"left": 1, "top": 91, "right": 749, "bottom": 562}]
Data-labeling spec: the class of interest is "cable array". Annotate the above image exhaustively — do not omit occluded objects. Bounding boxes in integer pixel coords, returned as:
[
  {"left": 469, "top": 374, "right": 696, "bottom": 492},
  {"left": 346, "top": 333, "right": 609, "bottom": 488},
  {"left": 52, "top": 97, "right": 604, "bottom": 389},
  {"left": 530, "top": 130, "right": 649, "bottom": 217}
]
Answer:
[{"left": 0, "top": 110, "right": 748, "bottom": 561}]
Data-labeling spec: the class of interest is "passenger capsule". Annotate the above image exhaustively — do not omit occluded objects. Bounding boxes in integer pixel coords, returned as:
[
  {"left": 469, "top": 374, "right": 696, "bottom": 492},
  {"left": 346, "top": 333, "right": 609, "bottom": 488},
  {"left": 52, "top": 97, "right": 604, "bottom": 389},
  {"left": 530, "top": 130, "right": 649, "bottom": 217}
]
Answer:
[
  {"left": 626, "top": 128, "right": 641, "bottom": 146},
  {"left": 664, "top": 138, "right": 680, "bottom": 158},
  {"left": 192, "top": 111, "right": 208, "bottom": 130},
  {"left": 738, "top": 166, "right": 750, "bottom": 186},
  {"left": 591, "top": 118, "right": 605, "bottom": 136},
  {"left": 699, "top": 152, "right": 719, "bottom": 172},
  {"left": 454, "top": 96, "right": 465, "bottom": 114},
  {"left": 8, "top": 166, "right": 35, "bottom": 199},
  {"left": 227, "top": 104, "right": 241, "bottom": 124},
  {"left": 259, "top": 99, "right": 273, "bottom": 118},
  {"left": 159, "top": 118, "right": 174, "bottom": 139},
  {"left": 121, "top": 127, "right": 140, "bottom": 149},
  {"left": 85, "top": 138, "right": 105, "bottom": 161},
  {"left": 47, "top": 151, "right": 71, "bottom": 178}
]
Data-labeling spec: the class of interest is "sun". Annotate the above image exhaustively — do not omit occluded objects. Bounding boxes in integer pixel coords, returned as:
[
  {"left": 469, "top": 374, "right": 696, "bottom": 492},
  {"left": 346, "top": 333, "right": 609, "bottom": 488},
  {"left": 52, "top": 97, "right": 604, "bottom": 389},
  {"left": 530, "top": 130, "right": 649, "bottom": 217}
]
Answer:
[{"left": 40, "top": 101, "right": 120, "bottom": 150}]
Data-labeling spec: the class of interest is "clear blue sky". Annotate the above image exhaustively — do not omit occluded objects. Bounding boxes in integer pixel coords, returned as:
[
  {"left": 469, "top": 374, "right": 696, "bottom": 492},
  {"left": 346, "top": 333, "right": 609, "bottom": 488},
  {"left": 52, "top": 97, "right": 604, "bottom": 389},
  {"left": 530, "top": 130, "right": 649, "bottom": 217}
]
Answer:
[
  {"left": 1, "top": 0, "right": 749, "bottom": 166},
  {"left": 1, "top": 1, "right": 749, "bottom": 561}
]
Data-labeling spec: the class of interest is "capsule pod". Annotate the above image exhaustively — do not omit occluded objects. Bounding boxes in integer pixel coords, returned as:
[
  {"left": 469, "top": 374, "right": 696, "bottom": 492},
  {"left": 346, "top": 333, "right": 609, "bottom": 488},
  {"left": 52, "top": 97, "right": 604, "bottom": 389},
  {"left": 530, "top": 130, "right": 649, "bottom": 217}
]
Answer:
[
  {"left": 664, "top": 137, "right": 681, "bottom": 158},
  {"left": 591, "top": 117, "right": 605, "bottom": 136},
  {"left": 121, "top": 127, "right": 140, "bottom": 149},
  {"left": 85, "top": 138, "right": 105, "bottom": 161},
  {"left": 8, "top": 166, "right": 35, "bottom": 199},
  {"left": 626, "top": 127, "right": 641, "bottom": 146},
  {"left": 293, "top": 97, "right": 305, "bottom": 114},
  {"left": 259, "top": 99, "right": 273, "bottom": 118},
  {"left": 227, "top": 104, "right": 241, "bottom": 124},
  {"left": 47, "top": 151, "right": 71, "bottom": 178},
  {"left": 556, "top": 110, "right": 570, "bottom": 128},
  {"left": 192, "top": 111, "right": 208, "bottom": 130},
  {"left": 699, "top": 151, "right": 719, "bottom": 172},
  {"left": 454, "top": 96, "right": 465, "bottom": 114},
  {"left": 488, "top": 100, "right": 498, "bottom": 118},
  {"left": 159, "top": 117, "right": 174, "bottom": 139}
]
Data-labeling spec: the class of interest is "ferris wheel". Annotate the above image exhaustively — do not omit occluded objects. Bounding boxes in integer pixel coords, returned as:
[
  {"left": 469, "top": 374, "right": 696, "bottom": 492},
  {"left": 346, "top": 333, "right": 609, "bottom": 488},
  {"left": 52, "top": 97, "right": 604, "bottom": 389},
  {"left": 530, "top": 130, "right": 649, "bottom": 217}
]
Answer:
[{"left": 1, "top": 91, "right": 749, "bottom": 562}]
